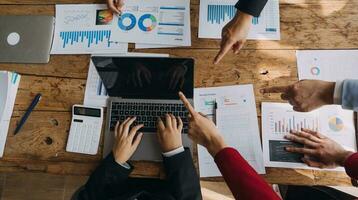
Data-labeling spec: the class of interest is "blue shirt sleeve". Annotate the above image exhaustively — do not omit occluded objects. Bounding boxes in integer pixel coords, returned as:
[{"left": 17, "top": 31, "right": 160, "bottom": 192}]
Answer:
[{"left": 341, "top": 79, "right": 358, "bottom": 112}]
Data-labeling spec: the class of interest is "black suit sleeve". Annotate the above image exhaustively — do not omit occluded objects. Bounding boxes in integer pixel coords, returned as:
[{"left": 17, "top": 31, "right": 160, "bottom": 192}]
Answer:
[
  {"left": 78, "top": 153, "right": 133, "bottom": 200},
  {"left": 163, "top": 148, "right": 202, "bottom": 200},
  {"left": 235, "top": 0, "right": 268, "bottom": 17}
]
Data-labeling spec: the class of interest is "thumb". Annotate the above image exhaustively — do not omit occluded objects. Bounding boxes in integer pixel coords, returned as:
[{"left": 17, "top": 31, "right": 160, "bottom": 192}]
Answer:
[{"left": 214, "top": 39, "right": 235, "bottom": 64}]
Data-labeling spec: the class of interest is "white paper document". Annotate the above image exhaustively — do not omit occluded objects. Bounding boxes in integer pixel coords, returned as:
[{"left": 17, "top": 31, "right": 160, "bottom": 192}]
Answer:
[
  {"left": 84, "top": 52, "right": 170, "bottom": 107},
  {"left": 194, "top": 85, "right": 265, "bottom": 177},
  {"left": 198, "top": 0, "right": 280, "bottom": 40},
  {"left": 297, "top": 50, "right": 358, "bottom": 81},
  {"left": 262, "top": 102, "right": 357, "bottom": 171},
  {"left": 51, "top": 4, "right": 128, "bottom": 54},
  {"left": 0, "top": 71, "right": 21, "bottom": 157},
  {"left": 113, "top": 0, "right": 191, "bottom": 46}
]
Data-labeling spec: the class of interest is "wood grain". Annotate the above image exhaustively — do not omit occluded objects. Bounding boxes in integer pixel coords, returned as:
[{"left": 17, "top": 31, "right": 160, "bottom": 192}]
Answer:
[
  {"left": 0, "top": 2, "right": 357, "bottom": 50},
  {"left": 0, "top": 0, "right": 356, "bottom": 187}
]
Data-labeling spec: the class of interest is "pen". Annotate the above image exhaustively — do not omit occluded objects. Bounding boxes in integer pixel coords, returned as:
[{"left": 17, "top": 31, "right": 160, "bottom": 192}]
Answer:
[
  {"left": 214, "top": 100, "right": 217, "bottom": 125},
  {"left": 14, "top": 93, "right": 42, "bottom": 135}
]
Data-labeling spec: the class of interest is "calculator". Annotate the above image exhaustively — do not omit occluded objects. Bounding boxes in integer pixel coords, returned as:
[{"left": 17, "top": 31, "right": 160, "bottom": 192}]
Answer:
[{"left": 66, "top": 105, "right": 103, "bottom": 155}]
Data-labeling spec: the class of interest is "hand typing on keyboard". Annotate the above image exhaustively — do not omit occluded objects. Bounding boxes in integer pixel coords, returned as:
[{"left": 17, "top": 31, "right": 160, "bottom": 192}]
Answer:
[
  {"left": 157, "top": 114, "right": 184, "bottom": 152},
  {"left": 112, "top": 117, "right": 144, "bottom": 165}
]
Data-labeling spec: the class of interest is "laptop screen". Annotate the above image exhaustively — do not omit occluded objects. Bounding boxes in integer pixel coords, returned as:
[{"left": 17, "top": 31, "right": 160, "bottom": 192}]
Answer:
[{"left": 92, "top": 57, "right": 194, "bottom": 99}]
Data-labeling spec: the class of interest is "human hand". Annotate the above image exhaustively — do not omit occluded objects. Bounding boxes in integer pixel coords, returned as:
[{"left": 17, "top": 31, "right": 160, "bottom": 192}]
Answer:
[
  {"left": 214, "top": 11, "right": 252, "bottom": 64},
  {"left": 284, "top": 128, "right": 354, "bottom": 169},
  {"left": 167, "top": 64, "right": 187, "bottom": 90},
  {"left": 127, "top": 63, "right": 152, "bottom": 88},
  {"left": 156, "top": 114, "right": 183, "bottom": 152},
  {"left": 179, "top": 92, "right": 227, "bottom": 156},
  {"left": 112, "top": 117, "right": 144, "bottom": 164},
  {"left": 261, "top": 80, "right": 335, "bottom": 112},
  {"left": 107, "top": 0, "right": 124, "bottom": 15}
]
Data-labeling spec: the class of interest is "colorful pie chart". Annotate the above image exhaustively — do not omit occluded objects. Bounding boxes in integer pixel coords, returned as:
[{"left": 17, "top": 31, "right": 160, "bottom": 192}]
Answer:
[
  {"left": 118, "top": 13, "right": 136, "bottom": 31},
  {"left": 138, "top": 14, "right": 157, "bottom": 32},
  {"left": 310, "top": 67, "right": 320, "bottom": 76},
  {"left": 328, "top": 116, "right": 344, "bottom": 132}
]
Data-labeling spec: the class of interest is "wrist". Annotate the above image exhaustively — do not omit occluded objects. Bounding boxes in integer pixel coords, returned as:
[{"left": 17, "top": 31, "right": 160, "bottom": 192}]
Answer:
[
  {"left": 235, "top": 11, "right": 253, "bottom": 23},
  {"left": 337, "top": 151, "right": 354, "bottom": 166},
  {"left": 322, "top": 82, "right": 335, "bottom": 105},
  {"left": 207, "top": 136, "right": 227, "bottom": 157}
]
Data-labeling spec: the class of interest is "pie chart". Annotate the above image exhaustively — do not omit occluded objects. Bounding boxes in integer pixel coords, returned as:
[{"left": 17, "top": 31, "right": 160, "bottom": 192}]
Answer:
[
  {"left": 328, "top": 116, "right": 344, "bottom": 132},
  {"left": 138, "top": 14, "right": 157, "bottom": 32},
  {"left": 118, "top": 13, "right": 136, "bottom": 31}
]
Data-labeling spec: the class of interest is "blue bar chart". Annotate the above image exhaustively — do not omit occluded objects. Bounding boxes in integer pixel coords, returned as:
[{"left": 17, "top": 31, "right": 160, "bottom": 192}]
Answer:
[
  {"left": 59, "top": 30, "right": 112, "bottom": 48},
  {"left": 207, "top": 4, "right": 236, "bottom": 24}
]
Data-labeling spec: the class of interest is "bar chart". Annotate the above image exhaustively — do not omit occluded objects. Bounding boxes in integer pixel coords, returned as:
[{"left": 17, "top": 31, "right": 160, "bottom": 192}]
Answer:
[
  {"left": 268, "top": 112, "right": 319, "bottom": 134},
  {"left": 199, "top": 0, "right": 280, "bottom": 40},
  {"left": 59, "top": 30, "right": 112, "bottom": 48}
]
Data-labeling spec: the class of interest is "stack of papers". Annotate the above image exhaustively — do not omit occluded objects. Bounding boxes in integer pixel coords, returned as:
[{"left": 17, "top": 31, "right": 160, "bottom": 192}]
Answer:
[
  {"left": 194, "top": 85, "right": 265, "bottom": 177},
  {"left": 51, "top": 1, "right": 191, "bottom": 54},
  {"left": 0, "top": 71, "right": 21, "bottom": 157}
]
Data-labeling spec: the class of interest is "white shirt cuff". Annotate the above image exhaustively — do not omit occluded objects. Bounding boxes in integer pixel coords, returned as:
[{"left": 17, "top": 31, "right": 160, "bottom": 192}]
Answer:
[
  {"left": 334, "top": 80, "right": 343, "bottom": 105},
  {"left": 162, "top": 146, "right": 185, "bottom": 157},
  {"left": 118, "top": 162, "right": 131, "bottom": 169}
]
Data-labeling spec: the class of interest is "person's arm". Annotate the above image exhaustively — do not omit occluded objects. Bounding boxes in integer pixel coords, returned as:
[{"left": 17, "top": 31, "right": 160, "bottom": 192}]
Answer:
[
  {"left": 213, "top": 0, "right": 268, "bottom": 64},
  {"left": 78, "top": 153, "right": 133, "bottom": 200},
  {"left": 344, "top": 152, "right": 358, "bottom": 180},
  {"left": 157, "top": 114, "right": 202, "bottom": 200},
  {"left": 179, "top": 92, "right": 280, "bottom": 200},
  {"left": 334, "top": 79, "right": 358, "bottom": 112},
  {"left": 235, "top": 0, "right": 268, "bottom": 17},
  {"left": 215, "top": 148, "right": 280, "bottom": 200},
  {"left": 163, "top": 148, "right": 202, "bottom": 200},
  {"left": 79, "top": 117, "right": 143, "bottom": 200}
]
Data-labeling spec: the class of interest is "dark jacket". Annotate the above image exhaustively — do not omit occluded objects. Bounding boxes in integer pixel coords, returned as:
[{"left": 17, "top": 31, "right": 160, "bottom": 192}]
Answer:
[
  {"left": 235, "top": 0, "right": 268, "bottom": 17},
  {"left": 77, "top": 149, "right": 202, "bottom": 200}
]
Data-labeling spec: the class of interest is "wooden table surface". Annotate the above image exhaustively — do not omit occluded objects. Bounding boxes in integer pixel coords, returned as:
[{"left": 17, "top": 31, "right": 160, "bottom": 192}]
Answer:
[{"left": 0, "top": 0, "right": 357, "bottom": 186}]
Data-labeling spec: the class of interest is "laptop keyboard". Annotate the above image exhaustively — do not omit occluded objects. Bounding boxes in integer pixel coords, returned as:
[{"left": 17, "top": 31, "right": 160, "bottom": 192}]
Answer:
[{"left": 110, "top": 101, "right": 189, "bottom": 133}]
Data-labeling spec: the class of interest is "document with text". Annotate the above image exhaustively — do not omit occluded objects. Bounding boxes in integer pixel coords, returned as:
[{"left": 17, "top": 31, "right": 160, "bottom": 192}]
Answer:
[{"left": 195, "top": 85, "right": 265, "bottom": 177}]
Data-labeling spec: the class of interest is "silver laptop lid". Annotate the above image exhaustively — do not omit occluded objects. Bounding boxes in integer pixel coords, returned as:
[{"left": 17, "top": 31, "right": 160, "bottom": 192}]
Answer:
[{"left": 0, "top": 16, "right": 54, "bottom": 64}]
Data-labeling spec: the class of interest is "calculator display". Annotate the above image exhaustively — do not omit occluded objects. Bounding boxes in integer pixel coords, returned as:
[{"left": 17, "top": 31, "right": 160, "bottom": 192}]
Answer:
[{"left": 74, "top": 107, "right": 101, "bottom": 117}]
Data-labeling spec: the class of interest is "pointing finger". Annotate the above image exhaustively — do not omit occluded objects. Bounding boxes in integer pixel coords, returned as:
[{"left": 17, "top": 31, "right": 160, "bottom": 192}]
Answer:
[
  {"left": 178, "top": 91, "right": 197, "bottom": 117},
  {"left": 214, "top": 39, "right": 235, "bottom": 64}
]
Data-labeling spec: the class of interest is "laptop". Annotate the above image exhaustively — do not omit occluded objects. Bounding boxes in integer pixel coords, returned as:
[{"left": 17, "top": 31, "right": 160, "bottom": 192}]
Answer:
[
  {"left": 0, "top": 16, "right": 54, "bottom": 63},
  {"left": 92, "top": 56, "right": 194, "bottom": 161}
]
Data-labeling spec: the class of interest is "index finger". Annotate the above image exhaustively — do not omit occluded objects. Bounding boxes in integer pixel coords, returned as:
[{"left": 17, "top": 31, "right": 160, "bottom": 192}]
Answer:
[
  {"left": 178, "top": 92, "right": 197, "bottom": 117},
  {"left": 260, "top": 86, "right": 291, "bottom": 94},
  {"left": 214, "top": 39, "right": 234, "bottom": 64}
]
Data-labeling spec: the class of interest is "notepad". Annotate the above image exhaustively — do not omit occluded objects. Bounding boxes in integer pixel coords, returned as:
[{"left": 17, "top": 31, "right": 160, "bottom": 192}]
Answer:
[{"left": 0, "top": 71, "right": 21, "bottom": 157}]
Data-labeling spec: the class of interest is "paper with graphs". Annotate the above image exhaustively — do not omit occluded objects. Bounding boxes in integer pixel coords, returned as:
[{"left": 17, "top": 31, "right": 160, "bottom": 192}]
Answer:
[
  {"left": 51, "top": 4, "right": 128, "bottom": 54},
  {"left": 199, "top": 0, "right": 280, "bottom": 40}
]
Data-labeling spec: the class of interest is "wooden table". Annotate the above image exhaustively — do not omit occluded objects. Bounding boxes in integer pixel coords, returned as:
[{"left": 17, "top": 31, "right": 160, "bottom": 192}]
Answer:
[{"left": 0, "top": 0, "right": 357, "bottom": 186}]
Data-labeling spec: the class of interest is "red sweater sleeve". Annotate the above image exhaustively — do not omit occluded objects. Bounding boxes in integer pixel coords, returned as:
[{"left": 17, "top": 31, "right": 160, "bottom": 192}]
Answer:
[
  {"left": 214, "top": 147, "right": 280, "bottom": 200},
  {"left": 344, "top": 152, "right": 358, "bottom": 180}
]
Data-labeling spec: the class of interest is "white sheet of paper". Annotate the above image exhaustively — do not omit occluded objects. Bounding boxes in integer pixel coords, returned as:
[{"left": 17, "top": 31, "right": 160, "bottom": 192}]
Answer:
[
  {"left": 83, "top": 52, "right": 170, "bottom": 107},
  {"left": 195, "top": 85, "right": 265, "bottom": 177},
  {"left": 112, "top": 0, "right": 191, "bottom": 46},
  {"left": 198, "top": 0, "right": 280, "bottom": 40},
  {"left": 262, "top": 102, "right": 357, "bottom": 171},
  {"left": 135, "top": 43, "right": 177, "bottom": 49},
  {"left": 297, "top": 50, "right": 358, "bottom": 81},
  {"left": 51, "top": 4, "right": 128, "bottom": 54},
  {"left": 0, "top": 72, "right": 21, "bottom": 157}
]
